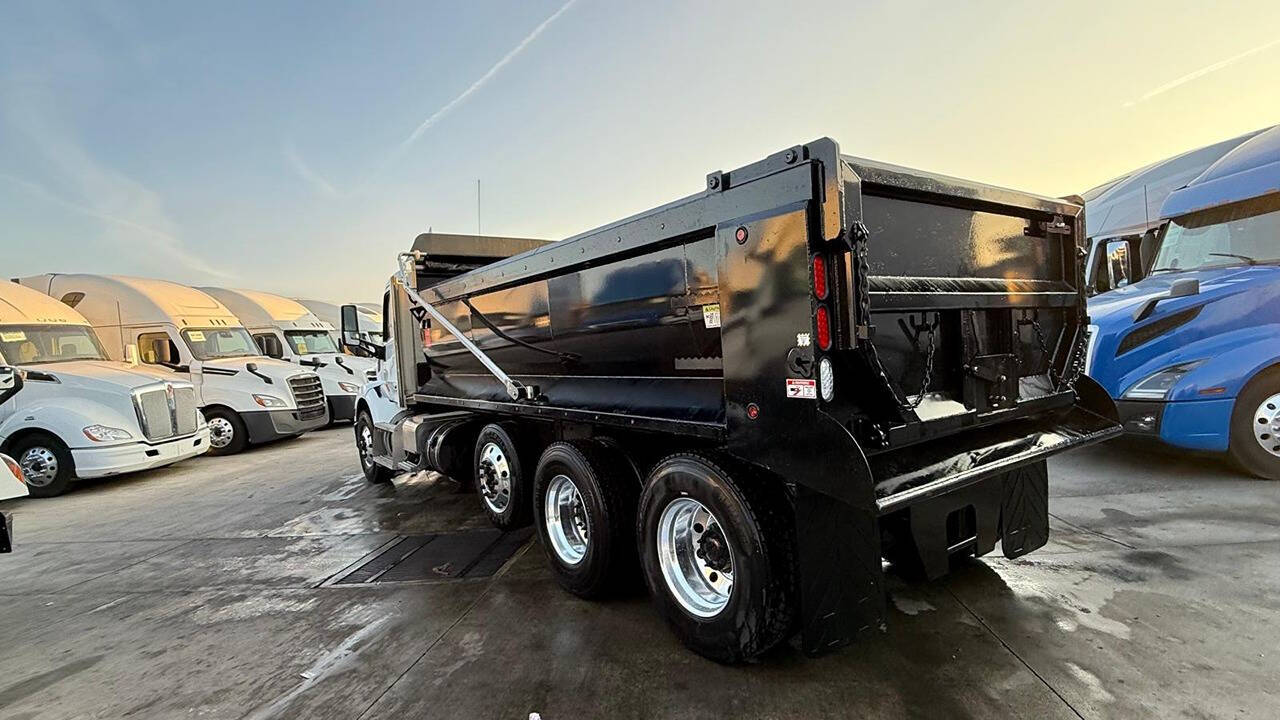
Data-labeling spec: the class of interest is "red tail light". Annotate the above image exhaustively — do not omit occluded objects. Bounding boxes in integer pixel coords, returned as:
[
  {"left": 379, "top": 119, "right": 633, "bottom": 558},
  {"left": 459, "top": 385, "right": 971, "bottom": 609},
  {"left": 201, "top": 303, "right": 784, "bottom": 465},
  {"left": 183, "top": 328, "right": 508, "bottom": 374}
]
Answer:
[
  {"left": 812, "top": 255, "right": 828, "bottom": 299},
  {"left": 815, "top": 306, "right": 832, "bottom": 350}
]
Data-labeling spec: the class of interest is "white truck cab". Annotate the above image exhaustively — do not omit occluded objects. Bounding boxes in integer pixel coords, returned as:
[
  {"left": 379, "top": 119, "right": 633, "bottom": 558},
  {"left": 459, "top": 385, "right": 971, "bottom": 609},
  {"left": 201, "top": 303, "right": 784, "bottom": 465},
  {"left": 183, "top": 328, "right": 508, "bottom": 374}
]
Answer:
[
  {"left": 294, "top": 298, "right": 384, "bottom": 352},
  {"left": 1, "top": 366, "right": 30, "bottom": 548},
  {"left": 200, "top": 288, "right": 375, "bottom": 422},
  {"left": 17, "top": 275, "right": 328, "bottom": 456},
  {"left": 0, "top": 282, "right": 209, "bottom": 496}
]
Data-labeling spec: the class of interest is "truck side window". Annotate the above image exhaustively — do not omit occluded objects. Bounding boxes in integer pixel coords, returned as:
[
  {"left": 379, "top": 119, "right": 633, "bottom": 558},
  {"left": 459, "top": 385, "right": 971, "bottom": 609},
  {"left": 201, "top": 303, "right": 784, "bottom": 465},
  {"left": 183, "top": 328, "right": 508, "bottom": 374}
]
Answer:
[{"left": 138, "top": 333, "right": 179, "bottom": 365}]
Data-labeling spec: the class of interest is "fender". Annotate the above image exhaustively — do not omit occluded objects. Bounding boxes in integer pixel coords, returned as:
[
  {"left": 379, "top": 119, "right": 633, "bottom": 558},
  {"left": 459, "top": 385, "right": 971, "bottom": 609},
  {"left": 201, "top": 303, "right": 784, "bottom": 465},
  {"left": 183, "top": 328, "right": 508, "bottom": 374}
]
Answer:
[{"left": 1164, "top": 324, "right": 1280, "bottom": 401}]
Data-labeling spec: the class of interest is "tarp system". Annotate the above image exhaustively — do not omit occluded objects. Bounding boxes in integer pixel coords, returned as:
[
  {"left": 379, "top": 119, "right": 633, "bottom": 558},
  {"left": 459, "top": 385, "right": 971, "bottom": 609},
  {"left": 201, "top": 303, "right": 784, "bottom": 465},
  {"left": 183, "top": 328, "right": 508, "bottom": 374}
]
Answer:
[
  {"left": 1161, "top": 125, "right": 1280, "bottom": 219},
  {"left": 1084, "top": 126, "right": 1273, "bottom": 240}
]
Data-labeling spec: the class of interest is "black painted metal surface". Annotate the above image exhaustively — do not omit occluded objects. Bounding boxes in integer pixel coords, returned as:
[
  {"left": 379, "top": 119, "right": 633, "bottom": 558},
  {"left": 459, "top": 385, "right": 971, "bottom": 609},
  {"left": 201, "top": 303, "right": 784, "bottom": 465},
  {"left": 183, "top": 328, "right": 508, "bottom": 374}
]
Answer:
[{"left": 396, "top": 137, "right": 1120, "bottom": 653}]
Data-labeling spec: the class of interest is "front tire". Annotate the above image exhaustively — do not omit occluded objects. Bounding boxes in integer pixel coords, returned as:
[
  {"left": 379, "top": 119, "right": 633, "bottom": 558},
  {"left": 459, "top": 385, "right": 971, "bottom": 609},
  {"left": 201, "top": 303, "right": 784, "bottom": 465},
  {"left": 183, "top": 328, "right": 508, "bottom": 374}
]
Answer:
[
  {"left": 473, "top": 423, "right": 530, "bottom": 529},
  {"left": 355, "top": 411, "right": 393, "bottom": 484},
  {"left": 12, "top": 433, "right": 75, "bottom": 498},
  {"left": 1229, "top": 367, "right": 1280, "bottom": 480},
  {"left": 204, "top": 408, "right": 248, "bottom": 456},
  {"left": 533, "top": 441, "right": 639, "bottom": 598},
  {"left": 637, "top": 453, "right": 796, "bottom": 663}
]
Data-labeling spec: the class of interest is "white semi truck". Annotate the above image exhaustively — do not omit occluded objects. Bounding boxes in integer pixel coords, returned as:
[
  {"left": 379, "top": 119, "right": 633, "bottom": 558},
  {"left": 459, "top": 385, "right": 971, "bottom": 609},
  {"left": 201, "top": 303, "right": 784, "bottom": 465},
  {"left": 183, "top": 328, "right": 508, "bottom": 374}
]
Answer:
[
  {"left": 199, "top": 288, "right": 375, "bottom": 422},
  {"left": 18, "top": 275, "right": 328, "bottom": 456},
  {"left": 1, "top": 366, "right": 30, "bottom": 548},
  {"left": 294, "top": 298, "right": 384, "bottom": 350},
  {"left": 0, "top": 281, "right": 209, "bottom": 496}
]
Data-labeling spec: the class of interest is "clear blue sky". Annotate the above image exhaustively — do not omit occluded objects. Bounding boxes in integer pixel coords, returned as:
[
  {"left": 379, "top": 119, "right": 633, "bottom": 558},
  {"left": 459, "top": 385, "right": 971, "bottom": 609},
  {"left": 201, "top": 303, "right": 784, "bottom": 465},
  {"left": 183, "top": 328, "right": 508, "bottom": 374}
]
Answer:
[{"left": 2, "top": 0, "right": 1278, "bottom": 301}]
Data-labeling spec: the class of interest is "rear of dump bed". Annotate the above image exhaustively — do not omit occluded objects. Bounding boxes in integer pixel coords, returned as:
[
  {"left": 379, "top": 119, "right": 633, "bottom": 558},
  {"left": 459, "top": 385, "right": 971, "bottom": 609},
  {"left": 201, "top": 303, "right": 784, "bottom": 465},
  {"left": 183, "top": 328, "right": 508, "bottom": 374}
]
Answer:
[{"left": 387, "top": 138, "right": 1120, "bottom": 656}]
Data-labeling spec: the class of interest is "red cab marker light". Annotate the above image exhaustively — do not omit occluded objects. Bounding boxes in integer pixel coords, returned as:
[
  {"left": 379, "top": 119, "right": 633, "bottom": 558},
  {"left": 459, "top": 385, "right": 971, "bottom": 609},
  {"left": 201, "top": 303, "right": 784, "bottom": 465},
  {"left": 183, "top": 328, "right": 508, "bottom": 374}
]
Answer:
[
  {"left": 812, "top": 255, "right": 828, "bottom": 299},
  {"left": 735, "top": 226, "right": 749, "bottom": 244},
  {"left": 746, "top": 403, "right": 760, "bottom": 420},
  {"left": 815, "top": 306, "right": 832, "bottom": 350}
]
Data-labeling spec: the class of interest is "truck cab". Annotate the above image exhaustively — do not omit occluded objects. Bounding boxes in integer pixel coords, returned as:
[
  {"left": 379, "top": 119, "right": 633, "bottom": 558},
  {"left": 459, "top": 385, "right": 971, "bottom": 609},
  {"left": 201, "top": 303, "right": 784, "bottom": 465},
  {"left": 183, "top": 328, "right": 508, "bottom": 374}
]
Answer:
[
  {"left": 294, "top": 298, "right": 384, "bottom": 355},
  {"left": 0, "top": 281, "right": 209, "bottom": 496},
  {"left": 1, "top": 365, "right": 29, "bottom": 549},
  {"left": 1087, "top": 125, "right": 1280, "bottom": 478},
  {"left": 200, "top": 288, "right": 375, "bottom": 423},
  {"left": 17, "top": 275, "right": 328, "bottom": 456}
]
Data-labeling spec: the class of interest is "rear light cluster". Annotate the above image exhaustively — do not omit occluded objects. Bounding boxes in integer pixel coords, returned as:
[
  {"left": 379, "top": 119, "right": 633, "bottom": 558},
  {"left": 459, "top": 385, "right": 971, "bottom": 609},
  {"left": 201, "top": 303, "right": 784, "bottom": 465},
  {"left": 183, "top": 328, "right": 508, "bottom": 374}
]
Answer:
[
  {"left": 812, "top": 255, "right": 832, "bottom": 352},
  {"left": 812, "top": 253, "right": 834, "bottom": 402}
]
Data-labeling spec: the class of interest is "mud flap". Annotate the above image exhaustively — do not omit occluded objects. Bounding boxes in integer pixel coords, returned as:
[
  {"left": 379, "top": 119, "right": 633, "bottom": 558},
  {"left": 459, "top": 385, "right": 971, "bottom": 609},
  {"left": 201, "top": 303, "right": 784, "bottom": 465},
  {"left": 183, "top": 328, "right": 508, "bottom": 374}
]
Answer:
[{"left": 999, "top": 460, "right": 1049, "bottom": 558}]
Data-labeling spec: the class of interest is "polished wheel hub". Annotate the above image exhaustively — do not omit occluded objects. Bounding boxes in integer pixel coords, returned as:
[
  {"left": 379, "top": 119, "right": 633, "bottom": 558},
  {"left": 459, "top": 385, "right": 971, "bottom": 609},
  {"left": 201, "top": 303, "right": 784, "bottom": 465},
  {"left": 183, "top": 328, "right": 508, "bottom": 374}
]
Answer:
[
  {"left": 19, "top": 447, "right": 58, "bottom": 488},
  {"left": 544, "top": 473, "right": 589, "bottom": 565},
  {"left": 477, "top": 442, "right": 512, "bottom": 514},
  {"left": 657, "top": 498, "right": 734, "bottom": 617},
  {"left": 208, "top": 417, "right": 235, "bottom": 449},
  {"left": 358, "top": 425, "right": 374, "bottom": 465},
  {"left": 1253, "top": 393, "right": 1280, "bottom": 458}
]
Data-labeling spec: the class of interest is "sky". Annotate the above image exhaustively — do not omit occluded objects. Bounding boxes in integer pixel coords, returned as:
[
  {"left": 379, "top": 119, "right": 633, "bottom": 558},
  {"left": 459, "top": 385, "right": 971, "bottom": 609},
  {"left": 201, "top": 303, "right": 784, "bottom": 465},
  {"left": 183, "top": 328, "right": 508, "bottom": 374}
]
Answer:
[{"left": 1, "top": 0, "right": 1278, "bottom": 302}]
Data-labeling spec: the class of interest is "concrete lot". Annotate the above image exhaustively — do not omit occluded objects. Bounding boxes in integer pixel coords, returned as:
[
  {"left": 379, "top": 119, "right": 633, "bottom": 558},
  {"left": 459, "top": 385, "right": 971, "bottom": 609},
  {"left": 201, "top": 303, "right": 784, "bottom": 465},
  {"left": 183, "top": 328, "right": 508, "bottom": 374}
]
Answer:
[{"left": 1, "top": 427, "right": 1278, "bottom": 719}]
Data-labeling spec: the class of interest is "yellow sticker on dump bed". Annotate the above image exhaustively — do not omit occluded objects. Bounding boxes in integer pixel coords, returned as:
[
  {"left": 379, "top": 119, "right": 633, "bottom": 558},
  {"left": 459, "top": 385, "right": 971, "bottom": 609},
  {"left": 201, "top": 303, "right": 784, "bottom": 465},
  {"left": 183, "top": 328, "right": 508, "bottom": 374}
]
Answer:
[
  {"left": 702, "top": 304, "right": 721, "bottom": 328},
  {"left": 0, "top": 331, "right": 27, "bottom": 342}
]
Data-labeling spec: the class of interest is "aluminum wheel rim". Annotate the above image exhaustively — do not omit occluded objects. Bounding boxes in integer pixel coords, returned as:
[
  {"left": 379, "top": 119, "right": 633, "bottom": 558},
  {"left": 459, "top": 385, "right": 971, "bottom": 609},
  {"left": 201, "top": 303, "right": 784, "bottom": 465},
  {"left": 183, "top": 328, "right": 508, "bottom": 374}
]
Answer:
[
  {"left": 544, "top": 473, "right": 589, "bottom": 565},
  {"left": 657, "top": 497, "right": 734, "bottom": 618},
  {"left": 1252, "top": 393, "right": 1280, "bottom": 457},
  {"left": 208, "top": 417, "right": 235, "bottom": 449},
  {"left": 477, "top": 442, "right": 512, "bottom": 514},
  {"left": 358, "top": 424, "right": 374, "bottom": 466},
  {"left": 19, "top": 447, "right": 58, "bottom": 488}
]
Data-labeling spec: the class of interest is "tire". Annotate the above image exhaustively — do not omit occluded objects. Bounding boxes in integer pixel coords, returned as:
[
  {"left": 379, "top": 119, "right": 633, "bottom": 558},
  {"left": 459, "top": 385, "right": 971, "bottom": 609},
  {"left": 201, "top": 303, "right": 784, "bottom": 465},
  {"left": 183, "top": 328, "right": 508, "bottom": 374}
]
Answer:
[
  {"left": 355, "top": 411, "right": 393, "bottom": 484},
  {"left": 11, "top": 433, "right": 75, "bottom": 498},
  {"left": 1229, "top": 367, "right": 1280, "bottom": 480},
  {"left": 533, "top": 441, "right": 640, "bottom": 598},
  {"left": 637, "top": 453, "right": 797, "bottom": 663},
  {"left": 473, "top": 423, "right": 531, "bottom": 529},
  {"left": 204, "top": 408, "right": 248, "bottom": 456}
]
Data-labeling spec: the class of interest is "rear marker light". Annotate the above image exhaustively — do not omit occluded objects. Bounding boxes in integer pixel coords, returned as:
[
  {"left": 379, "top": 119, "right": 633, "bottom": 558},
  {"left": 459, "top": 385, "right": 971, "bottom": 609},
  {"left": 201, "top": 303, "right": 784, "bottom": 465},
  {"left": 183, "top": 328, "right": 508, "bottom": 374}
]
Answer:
[
  {"left": 812, "top": 255, "right": 828, "bottom": 299},
  {"left": 819, "top": 357, "right": 834, "bottom": 402},
  {"left": 815, "top": 306, "right": 832, "bottom": 351}
]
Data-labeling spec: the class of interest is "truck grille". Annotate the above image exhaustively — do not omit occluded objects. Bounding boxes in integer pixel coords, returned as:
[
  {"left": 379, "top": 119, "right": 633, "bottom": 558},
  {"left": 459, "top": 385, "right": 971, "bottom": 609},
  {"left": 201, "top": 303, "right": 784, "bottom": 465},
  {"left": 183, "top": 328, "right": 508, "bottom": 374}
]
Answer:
[
  {"left": 288, "top": 374, "right": 327, "bottom": 420},
  {"left": 137, "top": 388, "right": 174, "bottom": 440},
  {"left": 135, "top": 383, "right": 201, "bottom": 441}
]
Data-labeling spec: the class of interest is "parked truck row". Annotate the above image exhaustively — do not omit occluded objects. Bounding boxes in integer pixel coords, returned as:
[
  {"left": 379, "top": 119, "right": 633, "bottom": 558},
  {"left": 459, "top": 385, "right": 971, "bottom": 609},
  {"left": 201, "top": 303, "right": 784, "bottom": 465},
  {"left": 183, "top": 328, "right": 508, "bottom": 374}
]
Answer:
[
  {"left": 344, "top": 139, "right": 1122, "bottom": 661},
  {"left": 1, "top": 274, "right": 375, "bottom": 496}
]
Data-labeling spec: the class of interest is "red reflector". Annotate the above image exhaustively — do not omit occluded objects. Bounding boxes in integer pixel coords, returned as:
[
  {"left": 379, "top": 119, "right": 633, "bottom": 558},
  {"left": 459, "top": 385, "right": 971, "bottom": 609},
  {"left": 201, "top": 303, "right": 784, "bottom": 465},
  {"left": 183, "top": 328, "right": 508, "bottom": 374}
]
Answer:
[
  {"left": 812, "top": 255, "right": 828, "bottom": 299},
  {"left": 815, "top": 306, "right": 832, "bottom": 350}
]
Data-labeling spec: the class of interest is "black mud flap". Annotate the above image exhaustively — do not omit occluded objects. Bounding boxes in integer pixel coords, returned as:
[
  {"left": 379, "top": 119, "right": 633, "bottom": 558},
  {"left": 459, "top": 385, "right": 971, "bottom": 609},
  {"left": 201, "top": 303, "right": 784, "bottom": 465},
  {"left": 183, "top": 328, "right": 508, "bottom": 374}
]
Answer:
[
  {"left": 999, "top": 460, "right": 1049, "bottom": 559},
  {"left": 0, "top": 512, "right": 12, "bottom": 554}
]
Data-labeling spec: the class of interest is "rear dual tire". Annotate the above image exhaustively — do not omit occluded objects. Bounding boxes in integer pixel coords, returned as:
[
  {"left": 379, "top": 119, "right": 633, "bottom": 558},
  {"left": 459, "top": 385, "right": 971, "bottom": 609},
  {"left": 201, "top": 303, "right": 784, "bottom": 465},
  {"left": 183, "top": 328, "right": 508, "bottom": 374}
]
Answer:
[{"left": 637, "top": 453, "right": 797, "bottom": 663}]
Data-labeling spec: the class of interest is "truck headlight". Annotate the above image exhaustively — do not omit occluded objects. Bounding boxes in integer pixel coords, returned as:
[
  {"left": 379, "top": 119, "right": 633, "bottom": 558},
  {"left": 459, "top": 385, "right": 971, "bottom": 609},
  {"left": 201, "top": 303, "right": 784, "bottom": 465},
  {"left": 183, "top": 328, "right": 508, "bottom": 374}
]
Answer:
[
  {"left": 82, "top": 425, "right": 134, "bottom": 442},
  {"left": 338, "top": 382, "right": 360, "bottom": 394},
  {"left": 1123, "top": 360, "right": 1206, "bottom": 400},
  {"left": 253, "top": 394, "right": 288, "bottom": 408}
]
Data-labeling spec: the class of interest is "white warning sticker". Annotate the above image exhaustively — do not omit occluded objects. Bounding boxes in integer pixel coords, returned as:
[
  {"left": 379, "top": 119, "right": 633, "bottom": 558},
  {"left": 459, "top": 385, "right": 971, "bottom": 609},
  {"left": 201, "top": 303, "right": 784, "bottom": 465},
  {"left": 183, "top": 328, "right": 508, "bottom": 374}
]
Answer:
[
  {"left": 785, "top": 378, "right": 817, "bottom": 399},
  {"left": 702, "top": 303, "right": 721, "bottom": 328},
  {"left": 0, "top": 331, "right": 27, "bottom": 342}
]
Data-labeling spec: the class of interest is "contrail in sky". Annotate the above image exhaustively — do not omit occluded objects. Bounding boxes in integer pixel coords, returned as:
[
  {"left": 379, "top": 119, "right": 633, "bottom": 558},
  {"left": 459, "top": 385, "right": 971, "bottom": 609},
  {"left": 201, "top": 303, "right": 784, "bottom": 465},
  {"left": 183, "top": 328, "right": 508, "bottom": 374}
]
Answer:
[
  {"left": 399, "top": 0, "right": 579, "bottom": 150},
  {"left": 1125, "top": 37, "right": 1280, "bottom": 107}
]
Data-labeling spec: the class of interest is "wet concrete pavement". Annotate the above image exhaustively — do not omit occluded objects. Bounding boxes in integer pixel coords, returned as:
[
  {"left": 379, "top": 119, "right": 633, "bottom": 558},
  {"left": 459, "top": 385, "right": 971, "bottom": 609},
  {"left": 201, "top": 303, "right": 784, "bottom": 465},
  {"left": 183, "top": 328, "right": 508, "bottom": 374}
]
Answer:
[{"left": 1, "top": 428, "right": 1277, "bottom": 719}]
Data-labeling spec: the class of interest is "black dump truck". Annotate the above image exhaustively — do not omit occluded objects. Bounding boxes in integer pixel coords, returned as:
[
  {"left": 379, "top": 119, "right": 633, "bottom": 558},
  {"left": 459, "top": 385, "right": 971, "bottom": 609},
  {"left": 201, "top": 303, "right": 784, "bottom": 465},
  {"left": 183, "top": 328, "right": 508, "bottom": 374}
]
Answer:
[{"left": 343, "top": 138, "right": 1121, "bottom": 662}]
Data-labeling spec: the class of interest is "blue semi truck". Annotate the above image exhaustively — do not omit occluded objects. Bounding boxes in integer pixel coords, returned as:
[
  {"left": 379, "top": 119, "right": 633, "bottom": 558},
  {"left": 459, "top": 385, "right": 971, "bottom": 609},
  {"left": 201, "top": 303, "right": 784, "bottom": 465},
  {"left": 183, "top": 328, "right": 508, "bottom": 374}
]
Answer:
[{"left": 1087, "top": 125, "right": 1280, "bottom": 479}]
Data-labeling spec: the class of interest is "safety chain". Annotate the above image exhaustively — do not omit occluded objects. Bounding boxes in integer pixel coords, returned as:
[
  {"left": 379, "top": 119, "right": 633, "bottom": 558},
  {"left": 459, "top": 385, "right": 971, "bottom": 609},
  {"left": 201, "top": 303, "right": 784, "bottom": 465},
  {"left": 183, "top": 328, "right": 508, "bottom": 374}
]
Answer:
[{"left": 906, "top": 315, "right": 937, "bottom": 409}]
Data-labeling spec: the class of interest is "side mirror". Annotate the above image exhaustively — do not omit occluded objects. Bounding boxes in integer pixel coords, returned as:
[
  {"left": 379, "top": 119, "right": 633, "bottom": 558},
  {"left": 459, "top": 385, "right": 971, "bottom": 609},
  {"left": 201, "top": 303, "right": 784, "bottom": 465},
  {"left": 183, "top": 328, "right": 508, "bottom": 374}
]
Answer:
[
  {"left": 0, "top": 365, "right": 24, "bottom": 405},
  {"left": 1133, "top": 277, "right": 1200, "bottom": 322},
  {"left": 340, "top": 304, "right": 362, "bottom": 349},
  {"left": 1169, "top": 277, "right": 1200, "bottom": 298},
  {"left": 262, "top": 335, "right": 284, "bottom": 359},
  {"left": 1106, "top": 239, "right": 1132, "bottom": 289},
  {"left": 152, "top": 338, "right": 175, "bottom": 366}
]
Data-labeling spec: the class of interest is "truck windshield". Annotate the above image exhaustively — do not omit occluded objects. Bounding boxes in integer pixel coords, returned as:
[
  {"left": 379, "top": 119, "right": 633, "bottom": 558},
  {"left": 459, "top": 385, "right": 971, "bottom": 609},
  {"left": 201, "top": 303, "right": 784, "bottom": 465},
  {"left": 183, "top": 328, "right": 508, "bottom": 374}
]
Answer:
[
  {"left": 1151, "top": 195, "right": 1280, "bottom": 274},
  {"left": 284, "top": 330, "right": 338, "bottom": 355},
  {"left": 0, "top": 325, "right": 109, "bottom": 365},
  {"left": 181, "top": 327, "right": 260, "bottom": 360}
]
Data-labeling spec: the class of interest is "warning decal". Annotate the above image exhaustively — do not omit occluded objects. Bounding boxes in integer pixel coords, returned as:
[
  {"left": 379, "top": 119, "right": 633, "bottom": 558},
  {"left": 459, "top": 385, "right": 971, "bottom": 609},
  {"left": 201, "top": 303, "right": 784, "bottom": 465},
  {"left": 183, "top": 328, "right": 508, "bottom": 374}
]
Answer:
[
  {"left": 702, "top": 304, "right": 721, "bottom": 328},
  {"left": 785, "top": 378, "right": 817, "bottom": 399}
]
